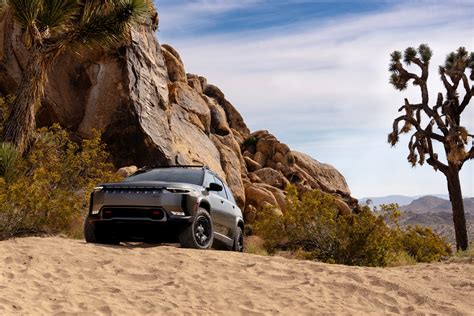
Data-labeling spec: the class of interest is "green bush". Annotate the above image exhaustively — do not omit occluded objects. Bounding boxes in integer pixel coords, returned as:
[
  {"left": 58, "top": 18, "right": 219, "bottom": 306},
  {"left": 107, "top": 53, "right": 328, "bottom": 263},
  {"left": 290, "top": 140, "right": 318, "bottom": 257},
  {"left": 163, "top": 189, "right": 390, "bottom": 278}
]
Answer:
[
  {"left": 402, "top": 225, "right": 451, "bottom": 262},
  {"left": 255, "top": 186, "right": 451, "bottom": 266},
  {"left": 0, "top": 124, "right": 119, "bottom": 240}
]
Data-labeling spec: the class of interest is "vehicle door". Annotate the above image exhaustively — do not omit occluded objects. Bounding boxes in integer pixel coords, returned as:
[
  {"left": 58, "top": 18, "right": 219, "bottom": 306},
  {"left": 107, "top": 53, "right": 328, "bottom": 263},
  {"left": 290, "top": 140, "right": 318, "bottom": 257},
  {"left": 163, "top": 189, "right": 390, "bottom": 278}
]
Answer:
[
  {"left": 223, "top": 183, "right": 240, "bottom": 230},
  {"left": 216, "top": 179, "right": 238, "bottom": 239},
  {"left": 203, "top": 173, "right": 228, "bottom": 237}
]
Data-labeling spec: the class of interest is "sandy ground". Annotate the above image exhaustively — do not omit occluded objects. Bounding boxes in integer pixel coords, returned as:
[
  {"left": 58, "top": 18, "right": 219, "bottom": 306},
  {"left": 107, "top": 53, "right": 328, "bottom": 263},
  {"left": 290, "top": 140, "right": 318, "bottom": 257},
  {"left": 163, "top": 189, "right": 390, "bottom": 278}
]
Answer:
[{"left": 0, "top": 237, "right": 473, "bottom": 315}]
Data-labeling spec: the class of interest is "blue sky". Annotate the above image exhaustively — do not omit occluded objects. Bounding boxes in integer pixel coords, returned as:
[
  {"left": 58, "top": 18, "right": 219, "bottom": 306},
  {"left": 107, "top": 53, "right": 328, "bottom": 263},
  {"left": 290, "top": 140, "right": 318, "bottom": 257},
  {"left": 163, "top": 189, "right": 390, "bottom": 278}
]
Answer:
[{"left": 154, "top": 0, "right": 474, "bottom": 198}]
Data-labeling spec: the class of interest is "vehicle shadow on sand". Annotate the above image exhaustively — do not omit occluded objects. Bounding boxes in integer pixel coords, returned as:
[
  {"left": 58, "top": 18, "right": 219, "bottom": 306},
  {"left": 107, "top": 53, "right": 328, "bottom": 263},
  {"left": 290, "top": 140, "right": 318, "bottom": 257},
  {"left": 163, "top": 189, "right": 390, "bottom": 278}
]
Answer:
[
  {"left": 80, "top": 241, "right": 180, "bottom": 249},
  {"left": 121, "top": 242, "right": 181, "bottom": 249}
]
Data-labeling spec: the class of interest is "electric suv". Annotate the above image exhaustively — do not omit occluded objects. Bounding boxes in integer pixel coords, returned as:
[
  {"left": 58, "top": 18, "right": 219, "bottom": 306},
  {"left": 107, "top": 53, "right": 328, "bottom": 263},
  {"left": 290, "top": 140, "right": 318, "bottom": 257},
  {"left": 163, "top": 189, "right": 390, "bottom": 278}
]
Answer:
[{"left": 84, "top": 166, "right": 244, "bottom": 251}]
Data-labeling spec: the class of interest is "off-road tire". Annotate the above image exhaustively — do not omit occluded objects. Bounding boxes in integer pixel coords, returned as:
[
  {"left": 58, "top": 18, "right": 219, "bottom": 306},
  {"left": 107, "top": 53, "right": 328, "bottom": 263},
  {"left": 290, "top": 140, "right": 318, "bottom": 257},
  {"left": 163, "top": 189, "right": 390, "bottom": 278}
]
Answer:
[
  {"left": 232, "top": 226, "right": 244, "bottom": 252},
  {"left": 179, "top": 208, "right": 214, "bottom": 249},
  {"left": 84, "top": 216, "right": 118, "bottom": 245}
]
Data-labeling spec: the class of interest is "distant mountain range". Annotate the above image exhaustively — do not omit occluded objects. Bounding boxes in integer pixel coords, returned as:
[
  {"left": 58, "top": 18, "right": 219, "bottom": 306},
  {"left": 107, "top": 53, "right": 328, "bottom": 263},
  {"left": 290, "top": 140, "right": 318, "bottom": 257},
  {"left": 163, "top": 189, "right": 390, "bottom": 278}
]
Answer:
[
  {"left": 401, "top": 196, "right": 474, "bottom": 214},
  {"left": 360, "top": 194, "right": 474, "bottom": 213},
  {"left": 359, "top": 194, "right": 471, "bottom": 208},
  {"left": 360, "top": 195, "right": 474, "bottom": 245}
]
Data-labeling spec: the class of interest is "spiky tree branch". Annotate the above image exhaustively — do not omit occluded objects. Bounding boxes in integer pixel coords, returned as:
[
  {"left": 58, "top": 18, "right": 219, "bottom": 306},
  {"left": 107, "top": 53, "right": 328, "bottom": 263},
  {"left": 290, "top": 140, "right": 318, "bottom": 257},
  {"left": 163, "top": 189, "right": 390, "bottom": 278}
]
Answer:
[
  {"left": 388, "top": 44, "right": 473, "bottom": 250},
  {"left": 2, "top": 0, "right": 149, "bottom": 153},
  {"left": 388, "top": 45, "right": 473, "bottom": 170}
]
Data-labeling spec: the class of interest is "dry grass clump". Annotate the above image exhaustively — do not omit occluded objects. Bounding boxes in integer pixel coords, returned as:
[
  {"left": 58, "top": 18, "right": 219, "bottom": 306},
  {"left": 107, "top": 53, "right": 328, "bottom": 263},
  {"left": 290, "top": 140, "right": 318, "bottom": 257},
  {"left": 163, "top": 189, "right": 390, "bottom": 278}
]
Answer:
[
  {"left": 244, "top": 236, "right": 268, "bottom": 256},
  {"left": 447, "top": 247, "right": 474, "bottom": 264}
]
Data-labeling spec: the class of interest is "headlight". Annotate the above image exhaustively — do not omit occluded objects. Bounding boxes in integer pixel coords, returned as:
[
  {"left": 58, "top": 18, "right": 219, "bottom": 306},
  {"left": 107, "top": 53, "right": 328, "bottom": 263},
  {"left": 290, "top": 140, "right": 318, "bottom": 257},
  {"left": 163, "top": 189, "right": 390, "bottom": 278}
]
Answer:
[{"left": 93, "top": 186, "right": 104, "bottom": 192}]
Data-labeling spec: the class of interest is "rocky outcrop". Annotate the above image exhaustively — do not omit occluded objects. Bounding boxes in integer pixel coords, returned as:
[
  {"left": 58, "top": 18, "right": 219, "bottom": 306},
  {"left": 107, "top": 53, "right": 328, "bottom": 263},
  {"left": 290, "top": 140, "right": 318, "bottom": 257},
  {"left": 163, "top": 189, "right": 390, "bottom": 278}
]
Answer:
[
  {"left": 0, "top": 5, "right": 355, "bottom": 222},
  {"left": 239, "top": 130, "right": 355, "bottom": 220},
  {"left": 161, "top": 44, "right": 186, "bottom": 82},
  {"left": 116, "top": 166, "right": 138, "bottom": 178}
]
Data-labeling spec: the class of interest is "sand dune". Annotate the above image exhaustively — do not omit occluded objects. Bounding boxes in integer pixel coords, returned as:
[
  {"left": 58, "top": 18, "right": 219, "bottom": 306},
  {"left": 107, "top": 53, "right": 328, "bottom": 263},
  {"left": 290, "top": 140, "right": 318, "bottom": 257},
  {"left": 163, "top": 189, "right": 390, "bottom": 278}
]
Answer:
[{"left": 0, "top": 237, "right": 473, "bottom": 315}]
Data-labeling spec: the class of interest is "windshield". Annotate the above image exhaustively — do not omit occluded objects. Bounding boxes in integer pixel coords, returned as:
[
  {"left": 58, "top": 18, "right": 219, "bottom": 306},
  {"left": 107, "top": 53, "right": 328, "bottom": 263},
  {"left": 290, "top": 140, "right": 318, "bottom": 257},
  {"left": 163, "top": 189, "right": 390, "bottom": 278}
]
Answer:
[{"left": 124, "top": 168, "right": 204, "bottom": 185}]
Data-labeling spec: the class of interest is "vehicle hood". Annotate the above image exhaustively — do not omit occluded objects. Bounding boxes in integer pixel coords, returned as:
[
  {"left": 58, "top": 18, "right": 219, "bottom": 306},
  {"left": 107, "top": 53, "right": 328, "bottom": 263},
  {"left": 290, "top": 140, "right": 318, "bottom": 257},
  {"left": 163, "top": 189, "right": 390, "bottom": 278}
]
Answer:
[{"left": 97, "top": 181, "right": 204, "bottom": 191}]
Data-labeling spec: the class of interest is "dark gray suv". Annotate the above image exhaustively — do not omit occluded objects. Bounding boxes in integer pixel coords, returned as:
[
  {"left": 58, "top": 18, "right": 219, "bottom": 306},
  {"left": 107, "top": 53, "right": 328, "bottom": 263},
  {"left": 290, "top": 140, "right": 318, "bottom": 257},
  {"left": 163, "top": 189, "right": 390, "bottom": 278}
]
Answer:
[{"left": 84, "top": 166, "right": 244, "bottom": 251}]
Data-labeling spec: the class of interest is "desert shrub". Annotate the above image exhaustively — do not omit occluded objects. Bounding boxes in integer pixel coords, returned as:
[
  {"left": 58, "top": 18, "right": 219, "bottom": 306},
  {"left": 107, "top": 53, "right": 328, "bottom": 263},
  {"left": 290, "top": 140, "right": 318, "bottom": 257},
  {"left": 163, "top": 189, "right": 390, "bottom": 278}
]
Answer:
[
  {"left": 255, "top": 186, "right": 399, "bottom": 266},
  {"left": 0, "top": 124, "right": 119, "bottom": 240},
  {"left": 255, "top": 186, "right": 451, "bottom": 266},
  {"left": 402, "top": 225, "right": 451, "bottom": 262}
]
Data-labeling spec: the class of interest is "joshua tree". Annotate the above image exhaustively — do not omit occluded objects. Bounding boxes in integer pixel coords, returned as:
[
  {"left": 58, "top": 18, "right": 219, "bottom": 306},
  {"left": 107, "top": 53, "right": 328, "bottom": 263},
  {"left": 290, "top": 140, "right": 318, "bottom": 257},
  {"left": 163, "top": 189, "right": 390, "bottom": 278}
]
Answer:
[
  {"left": 1, "top": 0, "right": 148, "bottom": 154},
  {"left": 388, "top": 44, "right": 473, "bottom": 250}
]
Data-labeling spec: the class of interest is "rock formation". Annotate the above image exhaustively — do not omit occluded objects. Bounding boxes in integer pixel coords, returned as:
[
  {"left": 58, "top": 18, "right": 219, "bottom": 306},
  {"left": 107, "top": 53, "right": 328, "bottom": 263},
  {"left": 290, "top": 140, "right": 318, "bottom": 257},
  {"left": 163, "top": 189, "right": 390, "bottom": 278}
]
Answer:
[{"left": 0, "top": 6, "right": 356, "bottom": 223}]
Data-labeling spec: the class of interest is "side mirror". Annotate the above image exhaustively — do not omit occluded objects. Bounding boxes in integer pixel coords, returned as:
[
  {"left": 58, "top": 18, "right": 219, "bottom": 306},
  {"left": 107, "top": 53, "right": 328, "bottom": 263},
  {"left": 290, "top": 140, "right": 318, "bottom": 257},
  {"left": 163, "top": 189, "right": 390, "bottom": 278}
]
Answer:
[{"left": 208, "top": 183, "right": 223, "bottom": 192}]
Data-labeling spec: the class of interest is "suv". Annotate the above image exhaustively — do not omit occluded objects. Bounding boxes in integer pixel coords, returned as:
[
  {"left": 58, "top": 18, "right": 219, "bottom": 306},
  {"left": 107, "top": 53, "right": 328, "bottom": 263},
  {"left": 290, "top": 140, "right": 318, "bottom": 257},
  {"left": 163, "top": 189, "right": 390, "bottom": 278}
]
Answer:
[{"left": 84, "top": 166, "right": 244, "bottom": 251}]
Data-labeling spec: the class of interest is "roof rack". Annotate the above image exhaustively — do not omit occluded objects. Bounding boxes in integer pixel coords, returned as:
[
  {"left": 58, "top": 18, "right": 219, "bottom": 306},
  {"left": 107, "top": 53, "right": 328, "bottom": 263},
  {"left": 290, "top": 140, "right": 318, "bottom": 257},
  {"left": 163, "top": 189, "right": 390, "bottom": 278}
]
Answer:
[
  {"left": 140, "top": 164, "right": 208, "bottom": 170},
  {"left": 131, "top": 164, "right": 208, "bottom": 176}
]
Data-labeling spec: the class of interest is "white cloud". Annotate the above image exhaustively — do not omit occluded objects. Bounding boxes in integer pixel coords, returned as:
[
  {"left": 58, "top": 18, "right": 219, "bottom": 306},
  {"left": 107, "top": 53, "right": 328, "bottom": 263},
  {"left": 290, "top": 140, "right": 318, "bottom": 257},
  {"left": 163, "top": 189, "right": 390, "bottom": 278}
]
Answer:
[
  {"left": 155, "top": 0, "right": 260, "bottom": 34},
  {"left": 156, "top": 1, "right": 474, "bottom": 197}
]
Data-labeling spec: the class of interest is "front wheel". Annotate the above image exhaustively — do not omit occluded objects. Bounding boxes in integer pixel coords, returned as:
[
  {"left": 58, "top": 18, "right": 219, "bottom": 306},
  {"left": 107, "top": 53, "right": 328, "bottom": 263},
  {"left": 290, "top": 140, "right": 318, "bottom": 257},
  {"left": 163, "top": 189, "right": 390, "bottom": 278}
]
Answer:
[
  {"left": 84, "top": 216, "right": 119, "bottom": 245},
  {"left": 179, "top": 208, "right": 214, "bottom": 249}
]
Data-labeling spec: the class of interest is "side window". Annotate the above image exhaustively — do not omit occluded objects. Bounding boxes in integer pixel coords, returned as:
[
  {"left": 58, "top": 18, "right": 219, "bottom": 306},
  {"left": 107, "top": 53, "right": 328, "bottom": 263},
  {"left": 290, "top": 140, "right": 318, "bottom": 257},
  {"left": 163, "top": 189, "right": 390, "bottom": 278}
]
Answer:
[
  {"left": 203, "top": 172, "right": 215, "bottom": 188},
  {"left": 213, "top": 176, "right": 228, "bottom": 199},
  {"left": 224, "top": 185, "right": 237, "bottom": 205}
]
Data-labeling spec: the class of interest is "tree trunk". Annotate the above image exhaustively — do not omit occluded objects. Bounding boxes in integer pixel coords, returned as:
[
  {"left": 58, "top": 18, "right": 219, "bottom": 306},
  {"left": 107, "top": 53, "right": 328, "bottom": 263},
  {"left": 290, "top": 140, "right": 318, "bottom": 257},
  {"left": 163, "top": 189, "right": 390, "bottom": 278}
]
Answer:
[
  {"left": 446, "top": 166, "right": 468, "bottom": 250},
  {"left": 2, "top": 50, "right": 48, "bottom": 154}
]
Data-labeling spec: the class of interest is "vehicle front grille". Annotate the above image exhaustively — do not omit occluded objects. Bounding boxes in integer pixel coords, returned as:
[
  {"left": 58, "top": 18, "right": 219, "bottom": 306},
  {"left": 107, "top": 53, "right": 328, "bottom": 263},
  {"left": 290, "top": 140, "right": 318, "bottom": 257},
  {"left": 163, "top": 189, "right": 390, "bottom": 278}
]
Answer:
[
  {"left": 101, "top": 207, "right": 165, "bottom": 220},
  {"left": 102, "top": 187, "right": 163, "bottom": 194}
]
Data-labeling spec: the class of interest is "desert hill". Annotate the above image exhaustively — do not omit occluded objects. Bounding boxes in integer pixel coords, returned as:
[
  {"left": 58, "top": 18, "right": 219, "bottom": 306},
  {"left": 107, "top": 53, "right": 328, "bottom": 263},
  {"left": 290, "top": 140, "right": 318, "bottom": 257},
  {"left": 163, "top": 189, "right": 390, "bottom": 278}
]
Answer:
[
  {"left": 401, "top": 196, "right": 474, "bottom": 214},
  {"left": 0, "top": 237, "right": 473, "bottom": 315},
  {"left": 398, "top": 196, "right": 474, "bottom": 245},
  {"left": 359, "top": 194, "right": 473, "bottom": 209}
]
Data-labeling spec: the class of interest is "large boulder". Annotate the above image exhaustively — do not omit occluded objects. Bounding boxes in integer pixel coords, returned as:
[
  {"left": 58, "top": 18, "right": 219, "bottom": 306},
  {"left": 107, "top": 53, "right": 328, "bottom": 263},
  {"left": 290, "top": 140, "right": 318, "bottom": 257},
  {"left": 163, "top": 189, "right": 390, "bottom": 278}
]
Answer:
[
  {"left": 244, "top": 156, "right": 262, "bottom": 172},
  {"left": 334, "top": 199, "right": 352, "bottom": 216},
  {"left": 161, "top": 44, "right": 186, "bottom": 82},
  {"left": 169, "top": 105, "right": 223, "bottom": 174},
  {"left": 211, "top": 134, "right": 246, "bottom": 207},
  {"left": 0, "top": 5, "right": 355, "bottom": 221},
  {"left": 203, "top": 84, "right": 250, "bottom": 137},
  {"left": 252, "top": 168, "right": 289, "bottom": 189},
  {"left": 292, "top": 151, "right": 350, "bottom": 196},
  {"left": 259, "top": 184, "right": 287, "bottom": 213},
  {"left": 204, "top": 95, "right": 231, "bottom": 136},
  {"left": 169, "top": 81, "right": 211, "bottom": 134},
  {"left": 245, "top": 184, "right": 279, "bottom": 210},
  {"left": 187, "top": 73, "right": 204, "bottom": 94},
  {"left": 116, "top": 166, "right": 138, "bottom": 178}
]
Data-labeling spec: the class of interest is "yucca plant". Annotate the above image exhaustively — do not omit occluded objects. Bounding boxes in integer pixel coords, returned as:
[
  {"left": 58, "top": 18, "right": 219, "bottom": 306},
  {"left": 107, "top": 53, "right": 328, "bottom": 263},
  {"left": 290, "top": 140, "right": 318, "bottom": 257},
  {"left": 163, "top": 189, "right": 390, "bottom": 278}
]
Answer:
[
  {"left": 0, "top": 142, "right": 19, "bottom": 183},
  {"left": 1, "top": 0, "right": 149, "bottom": 154},
  {"left": 388, "top": 45, "right": 473, "bottom": 250}
]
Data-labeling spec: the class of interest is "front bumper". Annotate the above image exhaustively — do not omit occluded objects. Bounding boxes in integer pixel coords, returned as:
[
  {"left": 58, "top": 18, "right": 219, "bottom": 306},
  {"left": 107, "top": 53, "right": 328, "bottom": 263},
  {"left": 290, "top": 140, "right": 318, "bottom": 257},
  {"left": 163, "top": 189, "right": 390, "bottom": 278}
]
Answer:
[
  {"left": 87, "top": 187, "right": 201, "bottom": 241},
  {"left": 88, "top": 206, "right": 192, "bottom": 223},
  {"left": 87, "top": 207, "right": 192, "bottom": 242},
  {"left": 89, "top": 186, "right": 202, "bottom": 218}
]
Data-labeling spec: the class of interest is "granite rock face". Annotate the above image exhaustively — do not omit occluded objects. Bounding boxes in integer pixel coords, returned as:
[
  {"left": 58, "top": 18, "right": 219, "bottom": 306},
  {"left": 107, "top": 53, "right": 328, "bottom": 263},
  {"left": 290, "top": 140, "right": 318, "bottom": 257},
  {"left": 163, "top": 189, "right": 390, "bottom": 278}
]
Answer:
[{"left": 0, "top": 7, "right": 355, "bottom": 220}]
